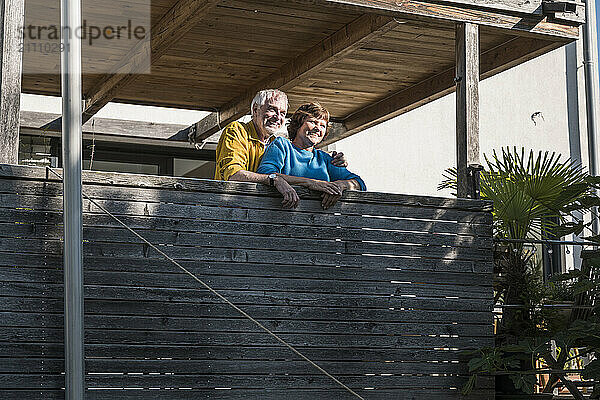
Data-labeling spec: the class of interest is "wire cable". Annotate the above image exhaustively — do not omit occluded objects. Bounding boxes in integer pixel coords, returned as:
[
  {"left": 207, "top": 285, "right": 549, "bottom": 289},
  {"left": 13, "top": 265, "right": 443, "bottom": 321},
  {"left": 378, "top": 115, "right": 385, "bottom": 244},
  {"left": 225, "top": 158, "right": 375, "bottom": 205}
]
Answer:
[{"left": 47, "top": 166, "right": 366, "bottom": 400}]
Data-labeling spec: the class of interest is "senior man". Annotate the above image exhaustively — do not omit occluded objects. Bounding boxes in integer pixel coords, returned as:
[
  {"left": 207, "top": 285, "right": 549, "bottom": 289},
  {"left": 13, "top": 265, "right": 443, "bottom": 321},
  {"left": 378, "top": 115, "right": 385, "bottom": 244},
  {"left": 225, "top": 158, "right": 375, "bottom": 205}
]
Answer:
[{"left": 214, "top": 89, "right": 346, "bottom": 208}]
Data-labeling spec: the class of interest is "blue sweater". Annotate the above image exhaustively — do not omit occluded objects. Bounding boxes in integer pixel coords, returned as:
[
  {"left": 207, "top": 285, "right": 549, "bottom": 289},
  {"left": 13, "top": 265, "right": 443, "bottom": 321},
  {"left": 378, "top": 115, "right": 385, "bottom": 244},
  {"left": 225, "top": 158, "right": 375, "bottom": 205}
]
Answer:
[{"left": 257, "top": 137, "right": 366, "bottom": 191}]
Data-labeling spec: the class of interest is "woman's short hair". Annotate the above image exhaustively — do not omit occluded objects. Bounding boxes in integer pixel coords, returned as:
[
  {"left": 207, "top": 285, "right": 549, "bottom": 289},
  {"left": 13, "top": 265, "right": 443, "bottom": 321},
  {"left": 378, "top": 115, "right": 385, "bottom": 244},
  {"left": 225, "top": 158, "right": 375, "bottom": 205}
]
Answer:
[
  {"left": 287, "top": 102, "right": 330, "bottom": 141},
  {"left": 250, "top": 89, "right": 288, "bottom": 115}
]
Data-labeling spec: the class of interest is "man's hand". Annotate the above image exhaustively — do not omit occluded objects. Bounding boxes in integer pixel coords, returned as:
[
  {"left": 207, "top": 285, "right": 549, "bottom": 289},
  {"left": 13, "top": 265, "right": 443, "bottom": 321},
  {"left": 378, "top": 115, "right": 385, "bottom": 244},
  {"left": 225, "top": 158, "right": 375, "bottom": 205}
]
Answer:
[
  {"left": 330, "top": 151, "right": 348, "bottom": 168},
  {"left": 273, "top": 176, "right": 299, "bottom": 209}
]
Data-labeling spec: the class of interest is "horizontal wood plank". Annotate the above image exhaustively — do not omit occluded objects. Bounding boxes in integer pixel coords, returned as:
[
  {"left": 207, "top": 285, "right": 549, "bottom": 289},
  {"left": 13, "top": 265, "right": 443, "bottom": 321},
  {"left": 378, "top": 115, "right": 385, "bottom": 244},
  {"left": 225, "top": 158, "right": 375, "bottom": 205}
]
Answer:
[
  {"left": 0, "top": 342, "right": 481, "bottom": 362},
  {"left": 1, "top": 312, "right": 492, "bottom": 337},
  {"left": 0, "top": 266, "right": 493, "bottom": 298},
  {"left": 0, "top": 237, "right": 494, "bottom": 268},
  {"left": 0, "top": 207, "right": 493, "bottom": 241},
  {"left": 0, "top": 165, "right": 494, "bottom": 211},
  {"left": 0, "top": 221, "right": 493, "bottom": 252},
  {"left": 0, "top": 326, "right": 494, "bottom": 348},
  {"left": 0, "top": 389, "right": 494, "bottom": 400},
  {"left": 0, "top": 297, "right": 493, "bottom": 324},
  {"left": 0, "top": 372, "right": 494, "bottom": 388},
  {"left": 0, "top": 281, "right": 493, "bottom": 311}
]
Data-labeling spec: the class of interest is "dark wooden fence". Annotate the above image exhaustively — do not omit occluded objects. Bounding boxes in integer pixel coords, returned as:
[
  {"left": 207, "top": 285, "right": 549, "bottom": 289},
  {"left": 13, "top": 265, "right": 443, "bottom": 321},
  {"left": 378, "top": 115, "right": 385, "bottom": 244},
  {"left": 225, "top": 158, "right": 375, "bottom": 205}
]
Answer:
[{"left": 0, "top": 164, "right": 495, "bottom": 399}]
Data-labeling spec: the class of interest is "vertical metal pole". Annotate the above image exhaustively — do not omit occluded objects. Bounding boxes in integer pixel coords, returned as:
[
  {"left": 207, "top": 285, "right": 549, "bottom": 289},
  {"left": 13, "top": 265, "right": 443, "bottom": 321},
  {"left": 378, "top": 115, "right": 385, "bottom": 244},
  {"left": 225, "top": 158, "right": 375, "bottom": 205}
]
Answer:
[
  {"left": 565, "top": 42, "right": 584, "bottom": 269},
  {"left": 61, "top": 0, "right": 84, "bottom": 396},
  {"left": 583, "top": 0, "right": 600, "bottom": 235}
]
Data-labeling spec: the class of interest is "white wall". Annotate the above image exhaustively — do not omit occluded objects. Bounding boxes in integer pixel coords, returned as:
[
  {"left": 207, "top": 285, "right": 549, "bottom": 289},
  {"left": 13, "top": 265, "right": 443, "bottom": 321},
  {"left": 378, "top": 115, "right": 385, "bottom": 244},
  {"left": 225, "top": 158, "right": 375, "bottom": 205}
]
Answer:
[{"left": 335, "top": 42, "right": 589, "bottom": 197}]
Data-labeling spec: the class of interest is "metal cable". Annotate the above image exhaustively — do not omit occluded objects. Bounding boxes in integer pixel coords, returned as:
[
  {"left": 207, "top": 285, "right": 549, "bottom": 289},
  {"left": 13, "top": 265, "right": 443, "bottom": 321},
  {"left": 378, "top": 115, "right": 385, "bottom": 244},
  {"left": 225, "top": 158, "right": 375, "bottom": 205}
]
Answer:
[
  {"left": 495, "top": 238, "right": 598, "bottom": 246},
  {"left": 47, "top": 167, "right": 366, "bottom": 400}
]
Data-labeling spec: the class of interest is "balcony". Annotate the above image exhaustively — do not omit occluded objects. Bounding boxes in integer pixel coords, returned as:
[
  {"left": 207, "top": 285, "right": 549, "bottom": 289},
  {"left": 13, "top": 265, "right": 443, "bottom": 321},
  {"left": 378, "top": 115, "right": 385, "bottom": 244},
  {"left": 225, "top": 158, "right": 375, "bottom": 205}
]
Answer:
[{"left": 0, "top": 164, "right": 495, "bottom": 399}]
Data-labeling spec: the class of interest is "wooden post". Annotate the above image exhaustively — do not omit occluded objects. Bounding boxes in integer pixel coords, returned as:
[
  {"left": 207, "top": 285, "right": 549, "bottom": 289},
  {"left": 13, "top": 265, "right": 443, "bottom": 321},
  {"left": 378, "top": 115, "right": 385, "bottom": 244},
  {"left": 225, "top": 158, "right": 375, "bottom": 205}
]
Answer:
[
  {"left": 455, "top": 22, "right": 481, "bottom": 199},
  {"left": 0, "top": 0, "right": 24, "bottom": 164}
]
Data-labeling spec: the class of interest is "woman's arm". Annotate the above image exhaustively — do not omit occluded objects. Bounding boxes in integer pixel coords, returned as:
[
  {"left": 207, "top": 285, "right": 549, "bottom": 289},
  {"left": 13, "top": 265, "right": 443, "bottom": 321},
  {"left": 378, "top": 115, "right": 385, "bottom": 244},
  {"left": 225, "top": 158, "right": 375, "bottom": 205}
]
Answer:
[
  {"left": 277, "top": 175, "right": 360, "bottom": 209},
  {"left": 333, "top": 179, "right": 361, "bottom": 191},
  {"left": 276, "top": 173, "right": 343, "bottom": 196},
  {"left": 327, "top": 167, "right": 366, "bottom": 191}
]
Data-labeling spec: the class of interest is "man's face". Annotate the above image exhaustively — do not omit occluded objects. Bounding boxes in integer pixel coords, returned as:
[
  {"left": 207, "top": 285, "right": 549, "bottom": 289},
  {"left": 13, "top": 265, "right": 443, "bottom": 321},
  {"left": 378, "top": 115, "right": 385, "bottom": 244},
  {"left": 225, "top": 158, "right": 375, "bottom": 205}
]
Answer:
[{"left": 253, "top": 97, "right": 287, "bottom": 138}]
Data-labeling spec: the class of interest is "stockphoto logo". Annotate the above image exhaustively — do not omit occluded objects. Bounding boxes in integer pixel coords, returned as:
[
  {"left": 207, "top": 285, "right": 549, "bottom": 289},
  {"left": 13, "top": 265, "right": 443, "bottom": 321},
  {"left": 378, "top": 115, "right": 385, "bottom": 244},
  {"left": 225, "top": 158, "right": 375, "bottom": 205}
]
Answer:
[
  {"left": 19, "top": 7, "right": 151, "bottom": 76},
  {"left": 20, "top": 20, "right": 147, "bottom": 46}
]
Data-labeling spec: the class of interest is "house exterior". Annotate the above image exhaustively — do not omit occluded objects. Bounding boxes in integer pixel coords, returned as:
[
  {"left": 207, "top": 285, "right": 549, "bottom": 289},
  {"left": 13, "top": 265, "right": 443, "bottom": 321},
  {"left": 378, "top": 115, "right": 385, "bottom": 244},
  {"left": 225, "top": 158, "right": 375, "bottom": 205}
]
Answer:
[{"left": 1, "top": 0, "right": 594, "bottom": 396}]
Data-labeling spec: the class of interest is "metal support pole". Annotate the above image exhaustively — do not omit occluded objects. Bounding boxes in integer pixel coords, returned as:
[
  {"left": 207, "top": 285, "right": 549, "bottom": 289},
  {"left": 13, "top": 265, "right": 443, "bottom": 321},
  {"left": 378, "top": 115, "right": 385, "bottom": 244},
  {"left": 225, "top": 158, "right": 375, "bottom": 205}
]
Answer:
[
  {"left": 61, "top": 0, "right": 84, "bottom": 396},
  {"left": 583, "top": 0, "right": 600, "bottom": 235}
]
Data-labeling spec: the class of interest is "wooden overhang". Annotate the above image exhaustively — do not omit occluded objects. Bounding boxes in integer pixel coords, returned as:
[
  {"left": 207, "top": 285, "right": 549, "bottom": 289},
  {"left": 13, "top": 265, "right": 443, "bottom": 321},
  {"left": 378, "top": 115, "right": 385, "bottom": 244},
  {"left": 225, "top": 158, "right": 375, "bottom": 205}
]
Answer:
[{"left": 20, "top": 0, "right": 584, "bottom": 146}]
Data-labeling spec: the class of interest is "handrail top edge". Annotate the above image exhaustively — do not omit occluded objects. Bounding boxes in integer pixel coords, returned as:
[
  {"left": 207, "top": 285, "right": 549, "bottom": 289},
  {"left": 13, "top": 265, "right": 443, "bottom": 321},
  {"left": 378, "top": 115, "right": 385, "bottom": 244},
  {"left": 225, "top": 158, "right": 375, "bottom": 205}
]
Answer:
[{"left": 0, "top": 164, "right": 493, "bottom": 210}]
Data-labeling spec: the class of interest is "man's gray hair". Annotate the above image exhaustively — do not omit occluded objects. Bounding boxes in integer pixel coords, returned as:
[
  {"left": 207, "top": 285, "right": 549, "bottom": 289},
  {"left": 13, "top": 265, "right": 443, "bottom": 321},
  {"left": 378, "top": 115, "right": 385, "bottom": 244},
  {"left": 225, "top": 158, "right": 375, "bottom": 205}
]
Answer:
[{"left": 250, "top": 89, "right": 288, "bottom": 115}]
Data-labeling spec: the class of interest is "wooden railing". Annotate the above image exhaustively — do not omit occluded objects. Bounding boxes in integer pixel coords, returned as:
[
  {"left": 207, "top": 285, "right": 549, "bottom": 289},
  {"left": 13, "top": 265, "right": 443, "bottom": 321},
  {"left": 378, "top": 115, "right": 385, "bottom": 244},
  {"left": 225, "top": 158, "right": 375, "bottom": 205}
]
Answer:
[{"left": 0, "top": 164, "right": 495, "bottom": 399}]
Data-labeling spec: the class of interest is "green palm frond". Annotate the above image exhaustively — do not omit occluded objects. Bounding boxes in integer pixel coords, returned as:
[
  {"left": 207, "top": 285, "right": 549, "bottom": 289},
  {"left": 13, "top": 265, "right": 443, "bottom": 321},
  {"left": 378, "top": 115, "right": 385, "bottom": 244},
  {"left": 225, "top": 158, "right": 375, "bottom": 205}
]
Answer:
[{"left": 439, "top": 147, "right": 593, "bottom": 241}]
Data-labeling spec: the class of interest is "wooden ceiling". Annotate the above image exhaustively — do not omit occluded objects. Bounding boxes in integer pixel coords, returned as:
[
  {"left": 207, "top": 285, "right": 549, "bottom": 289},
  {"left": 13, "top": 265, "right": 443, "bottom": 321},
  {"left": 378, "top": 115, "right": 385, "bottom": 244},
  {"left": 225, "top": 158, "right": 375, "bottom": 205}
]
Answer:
[{"left": 20, "top": 0, "right": 581, "bottom": 142}]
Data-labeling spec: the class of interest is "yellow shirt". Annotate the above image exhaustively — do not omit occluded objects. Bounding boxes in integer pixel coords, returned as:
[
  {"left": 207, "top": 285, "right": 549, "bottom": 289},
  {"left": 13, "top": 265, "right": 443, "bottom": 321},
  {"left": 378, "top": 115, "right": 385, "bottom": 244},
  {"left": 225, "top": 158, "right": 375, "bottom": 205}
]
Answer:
[{"left": 214, "top": 120, "right": 274, "bottom": 181}]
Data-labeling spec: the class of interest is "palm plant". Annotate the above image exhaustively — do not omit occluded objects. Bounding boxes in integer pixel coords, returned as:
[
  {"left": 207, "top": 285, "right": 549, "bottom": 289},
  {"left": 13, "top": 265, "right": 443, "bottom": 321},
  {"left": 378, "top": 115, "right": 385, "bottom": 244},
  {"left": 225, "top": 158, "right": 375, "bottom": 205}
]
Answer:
[
  {"left": 440, "top": 147, "right": 592, "bottom": 243},
  {"left": 440, "top": 148, "right": 593, "bottom": 333},
  {"left": 440, "top": 147, "right": 600, "bottom": 396}
]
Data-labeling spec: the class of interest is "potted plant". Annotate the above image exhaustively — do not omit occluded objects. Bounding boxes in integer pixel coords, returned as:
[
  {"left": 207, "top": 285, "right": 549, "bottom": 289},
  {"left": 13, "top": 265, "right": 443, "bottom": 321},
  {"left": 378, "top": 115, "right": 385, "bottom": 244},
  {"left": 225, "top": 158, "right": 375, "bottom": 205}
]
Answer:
[{"left": 463, "top": 254, "right": 599, "bottom": 398}]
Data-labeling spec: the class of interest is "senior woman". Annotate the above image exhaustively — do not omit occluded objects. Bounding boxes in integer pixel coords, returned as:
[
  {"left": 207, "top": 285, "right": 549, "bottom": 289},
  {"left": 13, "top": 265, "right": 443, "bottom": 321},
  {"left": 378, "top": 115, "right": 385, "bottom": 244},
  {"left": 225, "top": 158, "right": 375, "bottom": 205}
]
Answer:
[{"left": 257, "top": 102, "right": 366, "bottom": 209}]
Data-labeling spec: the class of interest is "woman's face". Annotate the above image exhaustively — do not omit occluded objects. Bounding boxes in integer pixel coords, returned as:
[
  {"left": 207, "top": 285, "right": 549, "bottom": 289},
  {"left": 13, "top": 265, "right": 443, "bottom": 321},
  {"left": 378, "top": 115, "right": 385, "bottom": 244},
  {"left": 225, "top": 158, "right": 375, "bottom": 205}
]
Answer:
[{"left": 295, "top": 116, "right": 327, "bottom": 148}]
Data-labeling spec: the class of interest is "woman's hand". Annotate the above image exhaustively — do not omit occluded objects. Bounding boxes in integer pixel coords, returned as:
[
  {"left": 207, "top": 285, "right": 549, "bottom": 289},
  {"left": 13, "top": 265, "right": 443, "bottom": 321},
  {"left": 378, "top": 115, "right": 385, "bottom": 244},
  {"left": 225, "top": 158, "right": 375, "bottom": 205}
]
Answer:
[
  {"left": 320, "top": 181, "right": 345, "bottom": 209},
  {"left": 306, "top": 180, "right": 343, "bottom": 196}
]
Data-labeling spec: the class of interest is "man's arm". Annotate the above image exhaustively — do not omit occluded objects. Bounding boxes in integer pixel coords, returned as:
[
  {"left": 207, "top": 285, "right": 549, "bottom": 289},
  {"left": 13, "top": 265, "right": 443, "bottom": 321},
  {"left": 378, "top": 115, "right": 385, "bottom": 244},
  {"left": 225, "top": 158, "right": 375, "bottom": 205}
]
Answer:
[
  {"left": 229, "top": 170, "right": 344, "bottom": 207},
  {"left": 229, "top": 170, "right": 269, "bottom": 184},
  {"left": 276, "top": 174, "right": 362, "bottom": 209},
  {"left": 229, "top": 171, "right": 300, "bottom": 209},
  {"left": 215, "top": 123, "right": 249, "bottom": 181},
  {"left": 215, "top": 125, "right": 299, "bottom": 208}
]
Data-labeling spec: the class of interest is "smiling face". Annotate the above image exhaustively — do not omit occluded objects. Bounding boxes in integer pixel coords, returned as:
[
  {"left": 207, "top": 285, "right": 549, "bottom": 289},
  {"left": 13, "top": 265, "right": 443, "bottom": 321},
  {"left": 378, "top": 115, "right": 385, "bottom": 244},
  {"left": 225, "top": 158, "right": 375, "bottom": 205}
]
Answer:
[
  {"left": 293, "top": 116, "right": 328, "bottom": 150},
  {"left": 287, "top": 102, "right": 330, "bottom": 151},
  {"left": 252, "top": 97, "right": 288, "bottom": 141}
]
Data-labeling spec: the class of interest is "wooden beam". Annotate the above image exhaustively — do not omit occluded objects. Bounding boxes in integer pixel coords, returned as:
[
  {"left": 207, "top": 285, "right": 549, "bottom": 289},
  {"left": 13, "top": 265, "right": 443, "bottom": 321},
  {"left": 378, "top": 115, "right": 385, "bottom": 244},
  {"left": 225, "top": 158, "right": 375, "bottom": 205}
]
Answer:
[
  {"left": 0, "top": 0, "right": 25, "bottom": 164},
  {"left": 80, "top": 0, "right": 221, "bottom": 123},
  {"left": 20, "top": 111, "right": 201, "bottom": 142},
  {"left": 314, "top": 0, "right": 581, "bottom": 38},
  {"left": 321, "top": 0, "right": 545, "bottom": 15},
  {"left": 455, "top": 22, "right": 479, "bottom": 199},
  {"left": 190, "top": 13, "right": 399, "bottom": 143},
  {"left": 321, "top": 36, "right": 563, "bottom": 146}
]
